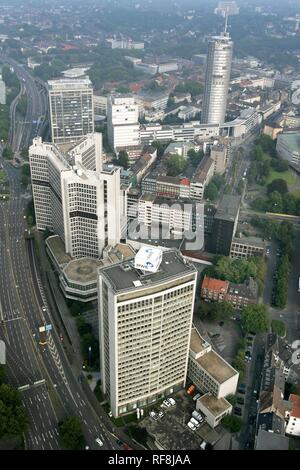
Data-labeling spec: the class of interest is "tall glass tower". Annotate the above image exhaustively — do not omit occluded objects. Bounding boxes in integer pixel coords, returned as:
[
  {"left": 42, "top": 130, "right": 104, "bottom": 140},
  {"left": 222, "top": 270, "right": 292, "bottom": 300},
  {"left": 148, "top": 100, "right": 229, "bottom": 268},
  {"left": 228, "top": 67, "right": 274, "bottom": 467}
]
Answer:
[{"left": 201, "top": 30, "right": 233, "bottom": 125}]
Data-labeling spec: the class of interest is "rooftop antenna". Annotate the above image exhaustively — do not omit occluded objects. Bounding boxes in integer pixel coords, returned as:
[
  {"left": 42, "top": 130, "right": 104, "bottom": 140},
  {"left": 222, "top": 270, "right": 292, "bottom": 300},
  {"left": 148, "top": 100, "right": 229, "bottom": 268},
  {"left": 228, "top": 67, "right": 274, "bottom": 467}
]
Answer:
[{"left": 224, "top": 8, "right": 229, "bottom": 34}]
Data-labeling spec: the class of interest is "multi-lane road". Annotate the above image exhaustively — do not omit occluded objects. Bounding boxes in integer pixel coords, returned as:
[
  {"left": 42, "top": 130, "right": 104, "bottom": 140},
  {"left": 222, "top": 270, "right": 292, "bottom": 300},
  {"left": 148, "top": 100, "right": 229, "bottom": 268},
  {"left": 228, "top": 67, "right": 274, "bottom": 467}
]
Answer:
[
  {"left": 0, "top": 59, "right": 120, "bottom": 450},
  {"left": 0, "top": 160, "right": 118, "bottom": 450}
]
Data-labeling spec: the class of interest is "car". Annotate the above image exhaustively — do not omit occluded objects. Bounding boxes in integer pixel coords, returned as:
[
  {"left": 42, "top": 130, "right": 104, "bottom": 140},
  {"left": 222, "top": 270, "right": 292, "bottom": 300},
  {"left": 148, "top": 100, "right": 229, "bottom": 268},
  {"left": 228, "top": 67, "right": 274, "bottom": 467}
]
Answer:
[
  {"left": 212, "top": 333, "right": 220, "bottom": 338},
  {"left": 234, "top": 407, "right": 242, "bottom": 416},
  {"left": 123, "top": 444, "right": 133, "bottom": 450},
  {"left": 193, "top": 393, "right": 201, "bottom": 401},
  {"left": 237, "top": 397, "right": 244, "bottom": 405},
  {"left": 187, "top": 421, "right": 196, "bottom": 431},
  {"left": 167, "top": 398, "right": 176, "bottom": 406},
  {"left": 163, "top": 399, "right": 171, "bottom": 407},
  {"left": 187, "top": 385, "right": 196, "bottom": 395},
  {"left": 238, "top": 389, "right": 246, "bottom": 395},
  {"left": 116, "top": 439, "right": 123, "bottom": 447},
  {"left": 95, "top": 438, "right": 103, "bottom": 447},
  {"left": 150, "top": 411, "right": 158, "bottom": 420},
  {"left": 158, "top": 411, "right": 164, "bottom": 419},
  {"left": 42, "top": 306, "right": 46, "bottom": 312},
  {"left": 219, "top": 321, "right": 224, "bottom": 326},
  {"left": 190, "top": 417, "right": 200, "bottom": 428}
]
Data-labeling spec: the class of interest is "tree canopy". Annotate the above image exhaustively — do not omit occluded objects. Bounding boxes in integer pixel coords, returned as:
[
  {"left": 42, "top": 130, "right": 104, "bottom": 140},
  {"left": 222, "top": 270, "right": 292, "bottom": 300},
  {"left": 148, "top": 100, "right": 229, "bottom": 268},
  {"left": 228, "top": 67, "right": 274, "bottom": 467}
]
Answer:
[
  {"left": 0, "top": 383, "right": 28, "bottom": 439},
  {"left": 58, "top": 416, "right": 86, "bottom": 450},
  {"left": 241, "top": 304, "right": 270, "bottom": 333},
  {"left": 166, "top": 154, "right": 187, "bottom": 177},
  {"left": 116, "top": 150, "right": 129, "bottom": 170}
]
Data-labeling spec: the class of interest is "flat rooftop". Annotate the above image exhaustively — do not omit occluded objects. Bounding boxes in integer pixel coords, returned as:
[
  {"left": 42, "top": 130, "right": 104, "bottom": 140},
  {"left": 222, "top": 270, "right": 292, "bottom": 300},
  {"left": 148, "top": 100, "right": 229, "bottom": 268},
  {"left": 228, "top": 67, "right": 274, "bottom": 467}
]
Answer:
[
  {"left": 232, "top": 236, "right": 265, "bottom": 248},
  {"left": 214, "top": 195, "right": 241, "bottom": 222},
  {"left": 190, "top": 328, "right": 210, "bottom": 355},
  {"left": 99, "top": 249, "right": 196, "bottom": 294},
  {"left": 63, "top": 244, "right": 136, "bottom": 283},
  {"left": 198, "top": 394, "right": 231, "bottom": 417},
  {"left": 196, "top": 350, "right": 238, "bottom": 384},
  {"left": 46, "top": 235, "right": 71, "bottom": 266}
]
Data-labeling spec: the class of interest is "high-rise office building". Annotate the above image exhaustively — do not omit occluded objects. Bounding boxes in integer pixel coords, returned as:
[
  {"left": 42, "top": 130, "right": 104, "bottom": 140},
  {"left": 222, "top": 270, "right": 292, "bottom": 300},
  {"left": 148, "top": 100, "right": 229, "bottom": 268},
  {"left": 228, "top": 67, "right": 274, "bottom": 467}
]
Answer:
[
  {"left": 210, "top": 195, "right": 241, "bottom": 256},
  {"left": 201, "top": 32, "right": 233, "bottom": 125},
  {"left": 107, "top": 95, "right": 140, "bottom": 153},
  {"left": 0, "top": 75, "right": 6, "bottom": 105},
  {"left": 48, "top": 78, "right": 94, "bottom": 144},
  {"left": 29, "top": 133, "right": 121, "bottom": 259},
  {"left": 98, "top": 247, "right": 197, "bottom": 417}
]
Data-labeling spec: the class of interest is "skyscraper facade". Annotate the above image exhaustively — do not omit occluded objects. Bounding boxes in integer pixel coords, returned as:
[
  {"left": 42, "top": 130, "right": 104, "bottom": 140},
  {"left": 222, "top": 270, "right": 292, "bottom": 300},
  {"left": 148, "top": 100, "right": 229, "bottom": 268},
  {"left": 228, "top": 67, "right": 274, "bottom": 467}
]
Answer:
[
  {"left": 29, "top": 133, "right": 121, "bottom": 259},
  {"left": 201, "top": 32, "right": 233, "bottom": 125},
  {"left": 107, "top": 95, "right": 140, "bottom": 153},
  {"left": 98, "top": 248, "right": 197, "bottom": 417},
  {"left": 48, "top": 78, "right": 94, "bottom": 144}
]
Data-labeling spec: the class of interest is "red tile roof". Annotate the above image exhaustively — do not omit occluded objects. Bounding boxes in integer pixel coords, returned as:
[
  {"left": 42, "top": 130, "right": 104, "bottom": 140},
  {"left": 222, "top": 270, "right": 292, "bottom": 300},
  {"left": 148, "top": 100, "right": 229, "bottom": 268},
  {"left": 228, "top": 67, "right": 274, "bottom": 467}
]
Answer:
[
  {"left": 290, "top": 394, "right": 300, "bottom": 419},
  {"left": 201, "top": 276, "right": 229, "bottom": 293}
]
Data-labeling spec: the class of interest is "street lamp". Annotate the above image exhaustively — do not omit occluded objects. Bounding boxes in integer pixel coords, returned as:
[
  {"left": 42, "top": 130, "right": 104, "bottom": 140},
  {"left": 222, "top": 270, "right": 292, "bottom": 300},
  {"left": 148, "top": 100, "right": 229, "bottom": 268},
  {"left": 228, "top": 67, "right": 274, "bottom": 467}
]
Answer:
[{"left": 88, "top": 346, "right": 92, "bottom": 368}]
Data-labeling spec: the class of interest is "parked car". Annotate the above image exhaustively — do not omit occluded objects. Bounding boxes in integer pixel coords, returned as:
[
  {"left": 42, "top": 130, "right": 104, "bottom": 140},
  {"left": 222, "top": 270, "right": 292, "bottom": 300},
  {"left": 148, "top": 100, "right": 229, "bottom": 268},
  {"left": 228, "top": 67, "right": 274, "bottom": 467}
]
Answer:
[
  {"left": 116, "top": 439, "right": 123, "bottom": 447},
  {"left": 167, "top": 398, "right": 176, "bottom": 406},
  {"left": 158, "top": 411, "right": 164, "bottom": 419},
  {"left": 212, "top": 333, "right": 220, "bottom": 338},
  {"left": 150, "top": 411, "right": 158, "bottom": 420},
  {"left": 193, "top": 393, "right": 201, "bottom": 401},
  {"left": 163, "top": 399, "right": 171, "bottom": 407},
  {"left": 187, "top": 385, "right": 196, "bottom": 395},
  {"left": 237, "top": 397, "right": 244, "bottom": 405},
  {"left": 190, "top": 417, "right": 200, "bottom": 428},
  {"left": 95, "top": 438, "right": 103, "bottom": 447},
  {"left": 234, "top": 407, "right": 242, "bottom": 416},
  {"left": 187, "top": 421, "right": 196, "bottom": 431},
  {"left": 192, "top": 410, "right": 203, "bottom": 422}
]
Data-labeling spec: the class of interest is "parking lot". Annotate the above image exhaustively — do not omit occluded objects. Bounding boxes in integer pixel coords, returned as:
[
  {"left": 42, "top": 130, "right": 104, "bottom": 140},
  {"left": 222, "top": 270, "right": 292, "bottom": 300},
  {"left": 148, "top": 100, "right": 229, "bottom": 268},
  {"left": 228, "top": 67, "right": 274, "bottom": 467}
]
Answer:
[{"left": 140, "top": 391, "right": 222, "bottom": 450}]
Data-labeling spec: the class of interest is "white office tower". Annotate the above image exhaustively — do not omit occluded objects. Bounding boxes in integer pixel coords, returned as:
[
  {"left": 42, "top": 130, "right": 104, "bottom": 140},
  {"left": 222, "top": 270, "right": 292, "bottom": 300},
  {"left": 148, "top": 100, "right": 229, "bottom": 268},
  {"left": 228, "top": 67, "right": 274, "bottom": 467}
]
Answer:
[
  {"left": 107, "top": 95, "right": 140, "bottom": 153},
  {"left": 48, "top": 78, "right": 94, "bottom": 144},
  {"left": 201, "top": 31, "right": 233, "bottom": 125},
  {"left": 29, "top": 133, "right": 121, "bottom": 259},
  {"left": 98, "top": 248, "right": 197, "bottom": 417}
]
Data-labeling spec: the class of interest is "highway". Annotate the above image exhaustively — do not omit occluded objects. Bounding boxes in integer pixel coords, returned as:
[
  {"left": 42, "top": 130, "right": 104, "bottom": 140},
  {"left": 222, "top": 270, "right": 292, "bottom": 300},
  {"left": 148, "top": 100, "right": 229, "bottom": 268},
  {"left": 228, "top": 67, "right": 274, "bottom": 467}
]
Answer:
[
  {"left": 0, "top": 160, "right": 118, "bottom": 450},
  {"left": 0, "top": 58, "right": 120, "bottom": 450}
]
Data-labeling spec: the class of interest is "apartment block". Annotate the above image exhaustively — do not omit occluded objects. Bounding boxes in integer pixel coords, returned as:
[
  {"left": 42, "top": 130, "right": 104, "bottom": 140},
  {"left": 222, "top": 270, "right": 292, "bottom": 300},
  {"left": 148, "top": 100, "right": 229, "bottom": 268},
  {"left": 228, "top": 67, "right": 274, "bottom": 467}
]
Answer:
[{"left": 107, "top": 95, "right": 140, "bottom": 153}]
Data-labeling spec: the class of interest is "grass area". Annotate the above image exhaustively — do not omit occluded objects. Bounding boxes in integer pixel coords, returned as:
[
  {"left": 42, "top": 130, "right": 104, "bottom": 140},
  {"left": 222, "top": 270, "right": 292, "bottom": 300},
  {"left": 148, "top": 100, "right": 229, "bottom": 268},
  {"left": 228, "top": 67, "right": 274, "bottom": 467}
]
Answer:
[
  {"left": 265, "top": 168, "right": 297, "bottom": 186},
  {"left": 271, "top": 319, "right": 286, "bottom": 337}
]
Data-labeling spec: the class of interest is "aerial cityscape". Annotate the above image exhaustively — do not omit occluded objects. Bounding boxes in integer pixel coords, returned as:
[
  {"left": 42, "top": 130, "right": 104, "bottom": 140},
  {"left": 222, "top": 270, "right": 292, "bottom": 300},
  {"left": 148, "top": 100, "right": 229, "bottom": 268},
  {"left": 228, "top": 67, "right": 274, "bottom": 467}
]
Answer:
[{"left": 1, "top": 0, "right": 300, "bottom": 456}]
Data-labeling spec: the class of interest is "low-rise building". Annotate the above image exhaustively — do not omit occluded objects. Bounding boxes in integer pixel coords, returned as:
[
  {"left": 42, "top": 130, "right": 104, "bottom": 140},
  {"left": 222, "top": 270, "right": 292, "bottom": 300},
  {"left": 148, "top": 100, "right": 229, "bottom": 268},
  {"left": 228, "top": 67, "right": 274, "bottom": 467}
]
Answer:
[
  {"left": 210, "top": 144, "right": 227, "bottom": 175},
  {"left": 230, "top": 237, "right": 266, "bottom": 259},
  {"left": 286, "top": 394, "right": 300, "bottom": 437},
  {"left": 188, "top": 328, "right": 239, "bottom": 400},
  {"left": 196, "top": 393, "right": 232, "bottom": 428},
  {"left": 201, "top": 276, "right": 229, "bottom": 302}
]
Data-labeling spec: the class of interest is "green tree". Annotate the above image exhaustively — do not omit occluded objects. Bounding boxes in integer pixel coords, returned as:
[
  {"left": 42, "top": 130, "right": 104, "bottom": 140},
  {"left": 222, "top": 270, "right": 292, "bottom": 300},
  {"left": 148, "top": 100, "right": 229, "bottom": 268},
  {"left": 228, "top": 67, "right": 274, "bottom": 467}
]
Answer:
[
  {"left": 210, "top": 302, "right": 234, "bottom": 321},
  {"left": 197, "top": 301, "right": 210, "bottom": 320},
  {"left": 0, "top": 383, "right": 28, "bottom": 439},
  {"left": 22, "top": 164, "right": 31, "bottom": 176},
  {"left": 204, "top": 182, "right": 218, "bottom": 201},
  {"left": 241, "top": 304, "right": 270, "bottom": 333},
  {"left": 267, "top": 179, "right": 288, "bottom": 195},
  {"left": 187, "top": 149, "right": 203, "bottom": 168},
  {"left": 58, "top": 416, "right": 86, "bottom": 450},
  {"left": 222, "top": 415, "right": 242, "bottom": 433},
  {"left": 271, "top": 158, "right": 289, "bottom": 172},
  {"left": 20, "top": 175, "right": 29, "bottom": 186},
  {"left": 166, "top": 154, "right": 187, "bottom": 177},
  {"left": 21, "top": 147, "right": 29, "bottom": 158},
  {"left": 2, "top": 147, "right": 13, "bottom": 160},
  {"left": 0, "top": 365, "right": 6, "bottom": 385},
  {"left": 116, "top": 150, "right": 129, "bottom": 170},
  {"left": 268, "top": 191, "right": 283, "bottom": 213},
  {"left": 226, "top": 394, "right": 237, "bottom": 406}
]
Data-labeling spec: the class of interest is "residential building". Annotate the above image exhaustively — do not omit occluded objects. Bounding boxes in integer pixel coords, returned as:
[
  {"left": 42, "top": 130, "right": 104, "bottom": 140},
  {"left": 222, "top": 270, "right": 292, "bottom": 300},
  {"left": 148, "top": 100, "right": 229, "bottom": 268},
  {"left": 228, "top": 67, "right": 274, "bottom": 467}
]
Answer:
[
  {"left": 98, "top": 248, "right": 197, "bottom": 417},
  {"left": 48, "top": 78, "right": 94, "bottom": 144},
  {"left": 106, "top": 38, "right": 144, "bottom": 50},
  {"left": 201, "top": 276, "right": 229, "bottom": 302},
  {"left": 210, "top": 195, "right": 241, "bottom": 256},
  {"left": 107, "top": 95, "right": 140, "bottom": 153},
  {"left": 286, "top": 394, "right": 300, "bottom": 437},
  {"left": 225, "top": 277, "right": 258, "bottom": 309},
  {"left": 188, "top": 328, "right": 239, "bottom": 399},
  {"left": 29, "top": 134, "right": 121, "bottom": 259},
  {"left": 200, "top": 275, "right": 258, "bottom": 308},
  {"left": 93, "top": 95, "right": 107, "bottom": 116},
  {"left": 201, "top": 32, "right": 233, "bottom": 125},
  {"left": 255, "top": 429, "right": 289, "bottom": 450},
  {"left": 190, "top": 156, "right": 215, "bottom": 201},
  {"left": 276, "top": 132, "right": 300, "bottom": 165}
]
